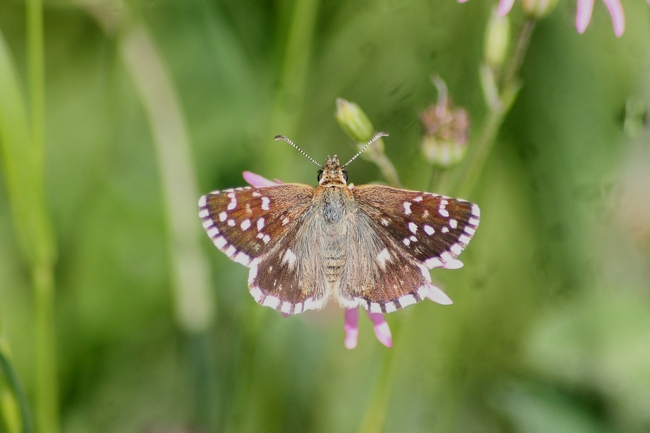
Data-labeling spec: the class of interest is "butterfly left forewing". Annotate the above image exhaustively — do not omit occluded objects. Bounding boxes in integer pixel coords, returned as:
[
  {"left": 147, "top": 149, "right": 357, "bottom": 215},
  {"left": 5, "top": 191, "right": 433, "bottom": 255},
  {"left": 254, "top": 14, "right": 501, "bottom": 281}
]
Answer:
[
  {"left": 199, "top": 184, "right": 314, "bottom": 264},
  {"left": 200, "top": 183, "right": 331, "bottom": 314}
]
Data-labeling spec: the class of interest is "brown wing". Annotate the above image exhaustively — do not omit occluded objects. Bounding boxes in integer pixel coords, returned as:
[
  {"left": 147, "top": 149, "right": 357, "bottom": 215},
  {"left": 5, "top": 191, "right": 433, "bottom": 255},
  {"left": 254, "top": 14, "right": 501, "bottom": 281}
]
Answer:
[
  {"left": 198, "top": 183, "right": 328, "bottom": 315},
  {"left": 331, "top": 185, "right": 480, "bottom": 314},
  {"left": 352, "top": 185, "right": 479, "bottom": 268}
]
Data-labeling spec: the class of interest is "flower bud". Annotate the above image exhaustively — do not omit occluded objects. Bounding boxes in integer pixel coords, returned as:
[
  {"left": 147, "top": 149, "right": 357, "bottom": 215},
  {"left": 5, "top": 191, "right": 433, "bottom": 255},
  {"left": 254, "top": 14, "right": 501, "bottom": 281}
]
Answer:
[
  {"left": 420, "top": 77, "right": 470, "bottom": 167},
  {"left": 522, "top": 0, "right": 559, "bottom": 19},
  {"left": 336, "top": 98, "right": 375, "bottom": 144},
  {"left": 484, "top": 6, "right": 510, "bottom": 70}
]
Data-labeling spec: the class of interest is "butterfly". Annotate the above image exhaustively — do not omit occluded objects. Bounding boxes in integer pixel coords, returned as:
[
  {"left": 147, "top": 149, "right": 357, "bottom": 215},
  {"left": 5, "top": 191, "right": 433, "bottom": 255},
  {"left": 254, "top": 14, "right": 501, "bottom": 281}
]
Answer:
[{"left": 198, "top": 133, "right": 479, "bottom": 315}]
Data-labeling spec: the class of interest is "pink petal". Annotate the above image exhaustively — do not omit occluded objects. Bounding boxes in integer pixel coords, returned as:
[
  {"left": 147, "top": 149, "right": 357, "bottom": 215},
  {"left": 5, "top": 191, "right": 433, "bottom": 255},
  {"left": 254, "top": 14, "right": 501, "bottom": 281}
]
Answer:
[
  {"left": 367, "top": 312, "right": 393, "bottom": 348},
  {"left": 344, "top": 308, "right": 359, "bottom": 349},
  {"left": 498, "top": 0, "right": 515, "bottom": 15},
  {"left": 242, "top": 171, "right": 278, "bottom": 187},
  {"left": 423, "top": 284, "right": 453, "bottom": 305},
  {"left": 576, "top": 0, "right": 595, "bottom": 34},
  {"left": 457, "top": 0, "right": 470, "bottom": 3},
  {"left": 602, "top": 0, "right": 625, "bottom": 36},
  {"left": 443, "top": 259, "right": 464, "bottom": 270}
]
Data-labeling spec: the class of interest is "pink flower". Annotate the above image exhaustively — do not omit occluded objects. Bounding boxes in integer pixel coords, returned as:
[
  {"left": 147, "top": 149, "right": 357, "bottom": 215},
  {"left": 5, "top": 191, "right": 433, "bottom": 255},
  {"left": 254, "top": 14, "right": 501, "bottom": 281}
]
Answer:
[
  {"left": 463, "top": 0, "right": 627, "bottom": 37},
  {"left": 242, "top": 171, "right": 459, "bottom": 349},
  {"left": 575, "top": 0, "right": 625, "bottom": 37}
]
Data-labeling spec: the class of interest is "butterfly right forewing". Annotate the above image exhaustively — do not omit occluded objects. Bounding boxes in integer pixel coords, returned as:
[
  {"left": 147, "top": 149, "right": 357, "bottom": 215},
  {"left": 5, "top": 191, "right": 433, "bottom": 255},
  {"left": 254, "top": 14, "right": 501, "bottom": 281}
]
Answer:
[{"left": 352, "top": 184, "right": 480, "bottom": 269}]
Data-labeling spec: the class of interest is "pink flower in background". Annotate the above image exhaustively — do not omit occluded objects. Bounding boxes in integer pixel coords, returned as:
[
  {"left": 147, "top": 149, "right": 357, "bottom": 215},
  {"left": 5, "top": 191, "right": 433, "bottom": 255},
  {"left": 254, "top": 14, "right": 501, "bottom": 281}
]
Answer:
[
  {"left": 575, "top": 0, "right": 625, "bottom": 37},
  {"left": 243, "top": 171, "right": 458, "bottom": 349},
  {"left": 461, "top": 0, "right": 627, "bottom": 37}
]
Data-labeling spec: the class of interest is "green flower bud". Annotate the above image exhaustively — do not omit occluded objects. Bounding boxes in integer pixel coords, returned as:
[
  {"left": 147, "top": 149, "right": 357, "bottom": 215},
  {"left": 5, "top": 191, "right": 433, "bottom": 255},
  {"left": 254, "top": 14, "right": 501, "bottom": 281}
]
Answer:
[
  {"left": 335, "top": 98, "right": 375, "bottom": 144},
  {"left": 522, "top": 0, "right": 559, "bottom": 19},
  {"left": 484, "top": 6, "right": 511, "bottom": 70}
]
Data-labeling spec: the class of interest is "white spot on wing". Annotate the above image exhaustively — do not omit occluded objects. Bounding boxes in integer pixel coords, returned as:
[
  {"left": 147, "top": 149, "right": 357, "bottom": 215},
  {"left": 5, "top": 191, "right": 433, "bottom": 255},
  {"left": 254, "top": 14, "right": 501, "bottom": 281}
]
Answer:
[
  {"left": 234, "top": 251, "right": 250, "bottom": 266},
  {"left": 262, "top": 234, "right": 271, "bottom": 244},
  {"left": 439, "top": 209, "right": 450, "bottom": 218},
  {"left": 207, "top": 227, "right": 219, "bottom": 238},
  {"left": 424, "top": 225, "right": 435, "bottom": 235},
  {"left": 198, "top": 209, "right": 209, "bottom": 218},
  {"left": 282, "top": 249, "right": 297, "bottom": 267},
  {"left": 198, "top": 196, "right": 207, "bottom": 207},
  {"left": 261, "top": 197, "right": 271, "bottom": 210},
  {"left": 250, "top": 286, "right": 263, "bottom": 301},
  {"left": 263, "top": 295, "right": 280, "bottom": 309},
  {"left": 225, "top": 245, "right": 236, "bottom": 257},
  {"left": 442, "top": 227, "right": 449, "bottom": 233},
  {"left": 425, "top": 257, "right": 443, "bottom": 268},
  {"left": 408, "top": 222, "right": 418, "bottom": 234},
  {"left": 248, "top": 259, "right": 259, "bottom": 283},
  {"left": 219, "top": 212, "right": 227, "bottom": 222},
  {"left": 240, "top": 219, "right": 251, "bottom": 230},
  {"left": 257, "top": 218, "right": 265, "bottom": 231},
  {"left": 377, "top": 248, "right": 391, "bottom": 268},
  {"left": 398, "top": 294, "right": 417, "bottom": 307},
  {"left": 369, "top": 302, "right": 382, "bottom": 313},
  {"left": 403, "top": 238, "right": 411, "bottom": 246},
  {"left": 214, "top": 236, "right": 227, "bottom": 249},
  {"left": 449, "top": 219, "right": 458, "bottom": 229},
  {"left": 227, "top": 219, "right": 236, "bottom": 227},
  {"left": 202, "top": 219, "right": 214, "bottom": 229},
  {"left": 403, "top": 202, "right": 412, "bottom": 215}
]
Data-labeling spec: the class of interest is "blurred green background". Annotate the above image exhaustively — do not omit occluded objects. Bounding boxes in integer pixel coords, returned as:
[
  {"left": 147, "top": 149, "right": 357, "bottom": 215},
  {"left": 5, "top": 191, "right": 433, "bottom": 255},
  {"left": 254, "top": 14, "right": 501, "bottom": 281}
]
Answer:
[{"left": 1, "top": 0, "right": 650, "bottom": 432}]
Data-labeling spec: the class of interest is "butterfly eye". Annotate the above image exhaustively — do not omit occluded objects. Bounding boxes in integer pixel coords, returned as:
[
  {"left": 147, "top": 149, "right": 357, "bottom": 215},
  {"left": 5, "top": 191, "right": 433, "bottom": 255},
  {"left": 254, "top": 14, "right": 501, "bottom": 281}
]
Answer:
[
  {"left": 317, "top": 169, "right": 324, "bottom": 182},
  {"left": 342, "top": 170, "right": 348, "bottom": 183}
]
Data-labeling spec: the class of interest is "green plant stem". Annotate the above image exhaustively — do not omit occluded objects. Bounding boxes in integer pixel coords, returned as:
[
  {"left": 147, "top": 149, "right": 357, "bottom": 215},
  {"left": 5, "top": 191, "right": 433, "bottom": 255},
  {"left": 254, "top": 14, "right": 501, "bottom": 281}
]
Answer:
[
  {"left": 26, "top": 1, "right": 60, "bottom": 432},
  {"left": 445, "top": 18, "right": 535, "bottom": 198},
  {"left": 33, "top": 264, "right": 57, "bottom": 433},
  {"left": 266, "top": 0, "right": 320, "bottom": 177},
  {"left": 357, "top": 319, "right": 402, "bottom": 433}
]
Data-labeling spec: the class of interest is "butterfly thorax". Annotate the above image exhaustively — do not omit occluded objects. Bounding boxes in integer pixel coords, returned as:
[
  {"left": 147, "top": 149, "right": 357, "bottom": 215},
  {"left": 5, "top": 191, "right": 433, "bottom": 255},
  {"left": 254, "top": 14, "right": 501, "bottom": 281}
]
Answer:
[{"left": 313, "top": 156, "right": 355, "bottom": 286}]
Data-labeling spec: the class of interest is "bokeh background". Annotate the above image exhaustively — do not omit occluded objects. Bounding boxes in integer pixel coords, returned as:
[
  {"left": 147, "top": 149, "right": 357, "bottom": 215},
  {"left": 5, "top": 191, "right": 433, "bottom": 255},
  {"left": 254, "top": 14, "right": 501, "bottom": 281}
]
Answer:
[{"left": 1, "top": 0, "right": 650, "bottom": 432}]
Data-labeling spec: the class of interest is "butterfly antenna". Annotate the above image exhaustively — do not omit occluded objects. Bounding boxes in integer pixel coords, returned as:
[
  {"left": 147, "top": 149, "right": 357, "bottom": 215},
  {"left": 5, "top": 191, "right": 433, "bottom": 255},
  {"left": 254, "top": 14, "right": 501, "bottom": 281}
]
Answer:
[
  {"left": 274, "top": 135, "right": 322, "bottom": 168},
  {"left": 342, "top": 132, "right": 389, "bottom": 167}
]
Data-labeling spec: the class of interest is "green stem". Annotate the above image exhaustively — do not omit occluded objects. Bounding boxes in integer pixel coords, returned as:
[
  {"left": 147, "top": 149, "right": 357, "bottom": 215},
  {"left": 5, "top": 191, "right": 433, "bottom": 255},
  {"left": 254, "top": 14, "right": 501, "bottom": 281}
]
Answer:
[
  {"left": 446, "top": 18, "right": 535, "bottom": 198},
  {"left": 266, "top": 0, "right": 320, "bottom": 177},
  {"left": 33, "top": 265, "right": 58, "bottom": 433},
  {"left": 26, "top": 1, "right": 60, "bottom": 432},
  {"left": 357, "top": 319, "right": 402, "bottom": 433}
]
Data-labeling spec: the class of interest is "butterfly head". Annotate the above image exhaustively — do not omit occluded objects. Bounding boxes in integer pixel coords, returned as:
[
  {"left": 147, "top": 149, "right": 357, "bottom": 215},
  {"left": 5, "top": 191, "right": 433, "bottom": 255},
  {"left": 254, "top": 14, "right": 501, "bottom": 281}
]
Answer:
[{"left": 318, "top": 156, "right": 348, "bottom": 187}]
